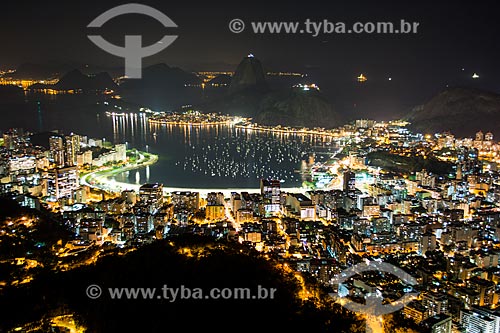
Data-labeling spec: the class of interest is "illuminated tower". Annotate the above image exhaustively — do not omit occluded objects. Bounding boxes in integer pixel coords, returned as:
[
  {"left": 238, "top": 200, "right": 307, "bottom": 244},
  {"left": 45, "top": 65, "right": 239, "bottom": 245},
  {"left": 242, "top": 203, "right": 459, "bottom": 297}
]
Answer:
[
  {"left": 65, "top": 134, "right": 80, "bottom": 166},
  {"left": 115, "top": 143, "right": 127, "bottom": 162},
  {"left": 261, "top": 179, "right": 281, "bottom": 215},
  {"left": 139, "top": 183, "right": 164, "bottom": 212},
  {"left": 261, "top": 179, "right": 281, "bottom": 204},
  {"left": 343, "top": 170, "right": 356, "bottom": 194},
  {"left": 49, "top": 135, "right": 65, "bottom": 168},
  {"left": 45, "top": 166, "right": 79, "bottom": 200}
]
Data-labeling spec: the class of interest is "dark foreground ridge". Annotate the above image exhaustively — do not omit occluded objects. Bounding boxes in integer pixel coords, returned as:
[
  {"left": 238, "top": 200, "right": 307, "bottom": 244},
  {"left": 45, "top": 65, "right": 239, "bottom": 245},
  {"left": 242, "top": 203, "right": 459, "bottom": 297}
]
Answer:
[{"left": 0, "top": 233, "right": 360, "bottom": 333}]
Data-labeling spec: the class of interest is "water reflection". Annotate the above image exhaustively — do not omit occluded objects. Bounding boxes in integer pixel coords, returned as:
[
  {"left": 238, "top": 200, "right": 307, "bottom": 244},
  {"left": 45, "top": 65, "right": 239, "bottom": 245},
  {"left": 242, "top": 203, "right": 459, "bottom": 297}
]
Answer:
[{"left": 109, "top": 115, "right": 338, "bottom": 188}]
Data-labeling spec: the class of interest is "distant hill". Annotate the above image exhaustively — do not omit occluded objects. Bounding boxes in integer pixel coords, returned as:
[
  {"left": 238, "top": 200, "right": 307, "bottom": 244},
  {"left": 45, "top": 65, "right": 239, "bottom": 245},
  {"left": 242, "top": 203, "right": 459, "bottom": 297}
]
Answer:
[
  {"left": 256, "top": 87, "right": 343, "bottom": 128},
  {"left": 201, "top": 55, "right": 343, "bottom": 128},
  {"left": 228, "top": 55, "right": 267, "bottom": 94},
  {"left": 54, "top": 70, "right": 116, "bottom": 91},
  {"left": 204, "top": 87, "right": 267, "bottom": 117},
  {"left": 118, "top": 63, "right": 201, "bottom": 109},
  {"left": 207, "top": 74, "right": 231, "bottom": 86},
  {"left": 406, "top": 87, "right": 500, "bottom": 137},
  {"left": 120, "top": 63, "right": 200, "bottom": 89}
]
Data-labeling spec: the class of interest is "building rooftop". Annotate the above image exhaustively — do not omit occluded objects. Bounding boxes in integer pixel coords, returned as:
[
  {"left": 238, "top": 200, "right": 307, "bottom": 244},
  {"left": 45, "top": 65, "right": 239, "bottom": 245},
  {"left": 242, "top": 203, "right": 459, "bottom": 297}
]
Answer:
[
  {"left": 289, "top": 193, "right": 311, "bottom": 202},
  {"left": 422, "top": 313, "right": 451, "bottom": 327},
  {"left": 139, "top": 183, "right": 163, "bottom": 190}
]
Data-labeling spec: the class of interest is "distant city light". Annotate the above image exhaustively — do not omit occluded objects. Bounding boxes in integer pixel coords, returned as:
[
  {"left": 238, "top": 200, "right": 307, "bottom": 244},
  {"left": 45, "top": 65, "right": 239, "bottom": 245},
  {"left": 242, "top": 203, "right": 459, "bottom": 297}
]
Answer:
[
  {"left": 357, "top": 74, "right": 367, "bottom": 82},
  {"left": 292, "top": 83, "right": 320, "bottom": 91}
]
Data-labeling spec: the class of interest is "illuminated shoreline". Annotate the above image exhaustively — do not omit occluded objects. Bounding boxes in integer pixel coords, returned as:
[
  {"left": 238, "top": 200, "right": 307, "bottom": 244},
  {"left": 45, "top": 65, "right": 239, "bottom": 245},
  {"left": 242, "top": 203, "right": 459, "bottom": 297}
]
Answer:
[
  {"left": 234, "top": 124, "right": 341, "bottom": 137},
  {"left": 148, "top": 116, "right": 343, "bottom": 138},
  {"left": 148, "top": 119, "right": 232, "bottom": 126},
  {"left": 80, "top": 149, "right": 307, "bottom": 196},
  {"left": 145, "top": 112, "right": 409, "bottom": 140},
  {"left": 147, "top": 111, "right": 243, "bottom": 127},
  {"left": 80, "top": 150, "right": 158, "bottom": 193}
]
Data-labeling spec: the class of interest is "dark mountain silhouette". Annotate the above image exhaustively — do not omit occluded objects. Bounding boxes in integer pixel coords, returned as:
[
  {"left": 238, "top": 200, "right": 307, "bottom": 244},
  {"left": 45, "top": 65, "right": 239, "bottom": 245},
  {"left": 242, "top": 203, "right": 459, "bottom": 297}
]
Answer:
[
  {"left": 0, "top": 237, "right": 360, "bottom": 333},
  {"left": 406, "top": 87, "right": 500, "bottom": 137},
  {"left": 256, "top": 87, "right": 343, "bottom": 128},
  {"left": 89, "top": 72, "right": 117, "bottom": 90},
  {"left": 201, "top": 55, "right": 270, "bottom": 116},
  {"left": 228, "top": 55, "right": 267, "bottom": 94},
  {"left": 54, "top": 70, "right": 116, "bottom": 91},
  {"left": 207, "top": 74, "right": 231, "bottom": 86},
  {"left": 118, "top": 63, "right": 202, "bottom": 110},
  {"left": 204, "top": 87, "right": 268, "bottom": 117},
  {"left": 201, "top": 55, "right": 343, "bottom": 128},
  {"left": 55, "top": 70, "right": 89, "bottom": 89},
  {"left": 120, "top": 63, "right": 200, "bottom": 89}
]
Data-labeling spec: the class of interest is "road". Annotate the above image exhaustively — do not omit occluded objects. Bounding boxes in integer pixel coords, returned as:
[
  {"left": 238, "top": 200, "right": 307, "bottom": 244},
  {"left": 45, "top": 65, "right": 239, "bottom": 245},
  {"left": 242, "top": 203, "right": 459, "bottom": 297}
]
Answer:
[
  {"left": 223, "top": 200, "right": 241, "bottom": 232},
  {"left": 80, "top": 151, "right": 158, "bottom": 193}
]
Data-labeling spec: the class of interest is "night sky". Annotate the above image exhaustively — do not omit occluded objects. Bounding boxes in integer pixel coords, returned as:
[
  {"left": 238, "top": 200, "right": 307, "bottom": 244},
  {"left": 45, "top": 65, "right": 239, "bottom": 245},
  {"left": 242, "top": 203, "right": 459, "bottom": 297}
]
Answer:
[{"left": 1, "top": 0, "right": 499, "bottom": 119}]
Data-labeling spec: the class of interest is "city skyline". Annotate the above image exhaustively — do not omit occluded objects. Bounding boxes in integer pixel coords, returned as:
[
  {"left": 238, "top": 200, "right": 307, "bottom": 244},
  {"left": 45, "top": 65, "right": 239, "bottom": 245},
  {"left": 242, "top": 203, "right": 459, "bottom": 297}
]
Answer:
[{"left": 1, "top": 1, "right": 500, "bottom": 120}]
